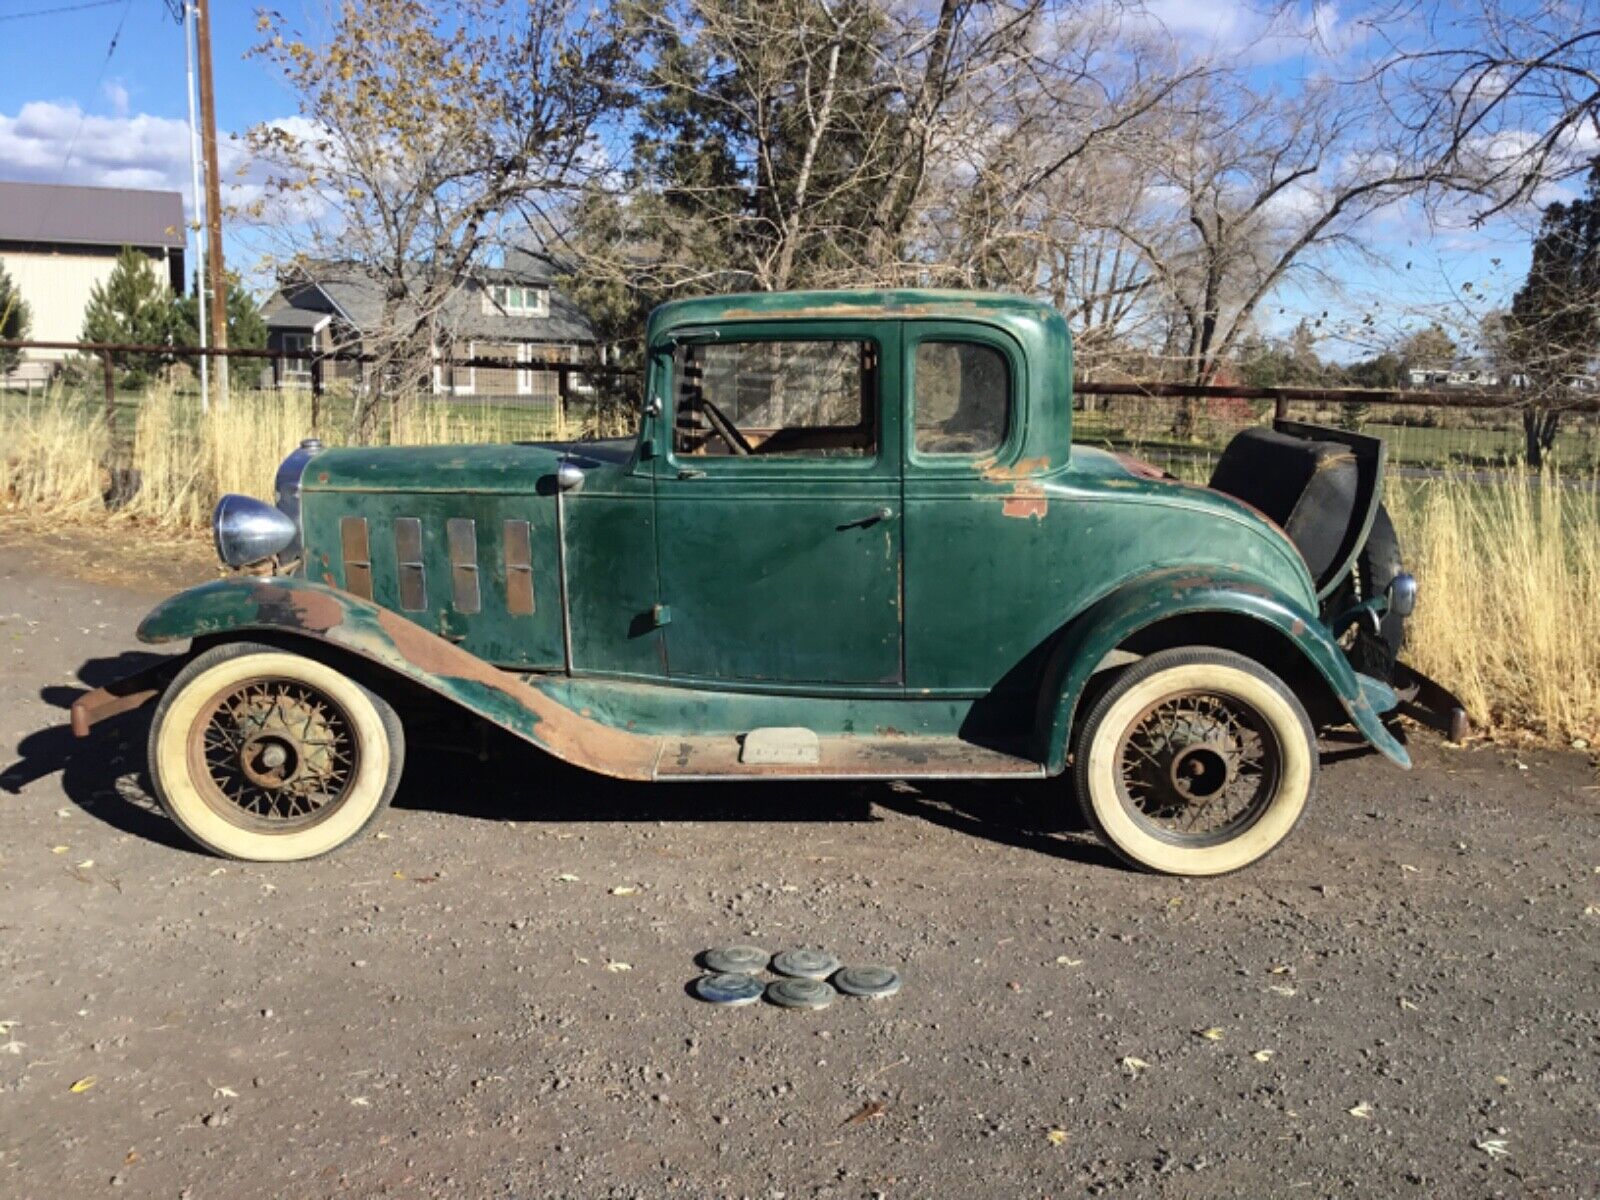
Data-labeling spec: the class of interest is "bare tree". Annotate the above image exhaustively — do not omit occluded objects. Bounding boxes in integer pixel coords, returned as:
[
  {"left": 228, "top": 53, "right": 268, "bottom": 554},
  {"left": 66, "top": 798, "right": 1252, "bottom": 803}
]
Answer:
[
  {"left": 1074, "top": 75, "right": 1441, "bottom": 429},
  {"left": 246, "top": 0, "right": 625, "bottom": 433},
  {"left": 1369, "top": 0, "right": 1600, "bottom": 221}
]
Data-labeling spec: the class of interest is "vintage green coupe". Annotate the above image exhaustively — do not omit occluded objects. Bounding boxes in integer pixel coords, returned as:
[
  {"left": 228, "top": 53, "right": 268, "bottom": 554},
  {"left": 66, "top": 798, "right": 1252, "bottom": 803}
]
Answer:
[{"left": 73, "top": 290, "right": 1461, "bottom": 874}]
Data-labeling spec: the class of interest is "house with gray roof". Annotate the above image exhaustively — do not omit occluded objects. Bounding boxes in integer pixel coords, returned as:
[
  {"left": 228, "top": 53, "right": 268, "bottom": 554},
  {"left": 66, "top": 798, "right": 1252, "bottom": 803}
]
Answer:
[
  {"left": 0, "top": 180, "right": 186, "bottom": 373},
  {"left": 260, "top": 250, "right": 598, "bottom": 399}
]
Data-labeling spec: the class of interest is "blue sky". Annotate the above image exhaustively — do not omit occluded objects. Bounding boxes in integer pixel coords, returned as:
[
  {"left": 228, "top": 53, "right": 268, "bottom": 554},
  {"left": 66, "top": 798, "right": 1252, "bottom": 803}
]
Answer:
[{"left": 0, "top": 0, "right": 1553, "bottom": 359}]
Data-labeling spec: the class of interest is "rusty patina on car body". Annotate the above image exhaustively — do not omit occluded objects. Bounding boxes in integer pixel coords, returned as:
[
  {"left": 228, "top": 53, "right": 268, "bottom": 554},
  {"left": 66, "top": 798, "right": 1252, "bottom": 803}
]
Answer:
[{"left": 80, "top": 289, "right": 1439, "bottom": 800}]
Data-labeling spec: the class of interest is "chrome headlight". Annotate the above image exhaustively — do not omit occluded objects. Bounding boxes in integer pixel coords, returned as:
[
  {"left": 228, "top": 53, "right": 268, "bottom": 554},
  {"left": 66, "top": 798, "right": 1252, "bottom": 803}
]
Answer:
[{"left": 213, "top": 494, "right": 298, "bottom": 568}]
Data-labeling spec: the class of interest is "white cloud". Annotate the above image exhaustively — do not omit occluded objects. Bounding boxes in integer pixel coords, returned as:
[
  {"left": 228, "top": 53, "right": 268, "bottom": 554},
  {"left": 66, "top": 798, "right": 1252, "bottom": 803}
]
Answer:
[
  {"left": 1128, "top": 0, "right": 1367, "bottom": 67},
  {"left": 0, "top": 99, "right": 281, "bottom": 220},
  {"left": 0, "top": 100, "right": 193, "bottom": 199},
  {"left": 101, "top": 79, "right": 130, "bottom": 119}
]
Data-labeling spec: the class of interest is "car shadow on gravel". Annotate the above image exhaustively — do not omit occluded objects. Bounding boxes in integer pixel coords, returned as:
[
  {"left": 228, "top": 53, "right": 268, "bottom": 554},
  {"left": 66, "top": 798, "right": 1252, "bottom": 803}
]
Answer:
[
  {"left": 393, "top": 725, "right": 1125, "bottom": 870},
  {"left": 3, "top": 700, "right": 197, "bottom": 855}
]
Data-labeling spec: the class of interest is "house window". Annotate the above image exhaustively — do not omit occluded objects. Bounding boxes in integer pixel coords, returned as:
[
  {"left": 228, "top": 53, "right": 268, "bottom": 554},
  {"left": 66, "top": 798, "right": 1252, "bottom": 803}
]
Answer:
[
  {"left": 485, "top": 285, "right": 548, "bottom": 318},
  {"left": 281, "top": 333, "right": 312, "bottom": 389}
]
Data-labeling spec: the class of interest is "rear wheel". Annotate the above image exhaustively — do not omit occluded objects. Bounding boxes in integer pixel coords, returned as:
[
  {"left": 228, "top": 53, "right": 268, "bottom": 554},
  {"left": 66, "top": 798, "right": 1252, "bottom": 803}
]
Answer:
[
  {"left": 1073, "top": 647, "right": 1317, "bottom": 876},
  {"left": 148, "top": 641, "right": 405, "bottom": 861}
]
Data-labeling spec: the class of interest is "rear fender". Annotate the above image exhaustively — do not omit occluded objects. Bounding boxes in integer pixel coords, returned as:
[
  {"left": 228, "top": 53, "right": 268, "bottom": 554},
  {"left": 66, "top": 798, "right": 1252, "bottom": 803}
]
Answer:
[
  {"left": 136, "top": 577, "right": 659, "bottom": 780},
  {"left": 1034, "top": 567, "right": 1410, "bottom": 772}
]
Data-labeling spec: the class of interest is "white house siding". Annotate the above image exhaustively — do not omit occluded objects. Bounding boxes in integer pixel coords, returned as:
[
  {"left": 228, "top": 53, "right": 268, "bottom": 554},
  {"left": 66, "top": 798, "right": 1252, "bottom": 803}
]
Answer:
[{"left": 0, "top": 247, "right": 172, "bottom": 361}]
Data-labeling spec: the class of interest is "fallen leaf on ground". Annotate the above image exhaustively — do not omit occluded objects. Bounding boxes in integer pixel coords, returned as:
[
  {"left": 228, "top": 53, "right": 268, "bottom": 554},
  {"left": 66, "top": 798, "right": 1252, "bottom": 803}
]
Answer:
[
  {"left": 1046, "top": 1128, "right": 1068, "bottom": 1146},
  {"left": 50, "top": 846, "right": 68, "bottom": 854},
  {"left": 1196, "top": 1027, "right": 1225, "bottom": 1041},
  {"left": 603, "top": 961, "right": 632, "bottom": 973},
  {"left": 609, "top": 886, "right": 637, "bottom": 896},
  {"left": 1268, "top": 964, "right": 1292, "bottom": 974},
  {"left": 1054, "top": 956, "right": 1083, "bottom": 966},
  {"left": 1120, "top": 1056, "right": 1149, "bottom": 1077},
  {"left": 1400, "top": 863, "right": 1418, "bottom": 872},
  {"left": 1475, "top": 1138, "right": 1510, "bottom": 1160},
  {"left": 208, "top": 867, "right": 226, "bottom": 876},
  {"left": 349, "top": 1097, "right": 370, "bottom": 1107},
  {"left": 375, "top": 832, "right": 390, "bottom": 840},
  {"left": 845, "top": 1100, "right": 886, "bottom": 1125},
  {"left": 1493, "top": 1075, "right": 1511, "bottom": 1088},
  {"left": 76, "top": 859, "right": 94, "bottom": 870},
  {"left": 1252, "top": 1049, "right": 1275, "bottom": 1063},
  {"left": 555, "top": 873, "right": 580, "bottom": 883},
  {"left": 69, "top": 1076, "right": 97, "bottom": 1094},
  {"left": 1399, "top": 997, "right": 1419, "bottom": 1011},
  {"left": 1268, "top": 985, "right": 1297, "bottom": 997},
  {"left": 1347, "top": 1102, "right": 1373, "bottom": 1119},
  {"left": 392, "top": 871, "right": 406, "bottom": 880},
  {"left": 56, "top": 808, "right": 72, "bottom": 818},
  {"left": 123, "top": 1151, "right": 139, "bottom": 1165},
  {"left": 212, "top": 1085, "right": 238, "bottom": 1099}
]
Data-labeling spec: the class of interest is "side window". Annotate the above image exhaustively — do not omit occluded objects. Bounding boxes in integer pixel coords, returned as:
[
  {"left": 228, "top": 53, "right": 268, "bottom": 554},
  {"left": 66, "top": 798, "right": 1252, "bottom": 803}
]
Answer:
[
  {"left": 913, "top": 341, "right": 1009, "bottom": 456},
  {"left": 674, "top": 339, "right": 877, "bottom": 459}
]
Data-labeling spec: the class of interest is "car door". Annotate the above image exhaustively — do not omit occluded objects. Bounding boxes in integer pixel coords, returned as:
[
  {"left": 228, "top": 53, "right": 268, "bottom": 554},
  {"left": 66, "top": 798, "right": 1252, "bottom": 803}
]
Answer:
[
  {"left": 653, "top": 322, "right": 905, "bottom": 687},
  {"left": 901, "top": 321, "right": 1038, "bottom": 697}
]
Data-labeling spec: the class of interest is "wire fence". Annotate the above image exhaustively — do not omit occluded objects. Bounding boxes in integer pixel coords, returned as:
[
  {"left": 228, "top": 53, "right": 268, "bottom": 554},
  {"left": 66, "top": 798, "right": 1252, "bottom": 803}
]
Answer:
[
  {"left": 1070, "top": 381, "right": 1600, "bottom": 478},
  {"left": 5, "top": 340, "right": 1599, "bottom": 477}
]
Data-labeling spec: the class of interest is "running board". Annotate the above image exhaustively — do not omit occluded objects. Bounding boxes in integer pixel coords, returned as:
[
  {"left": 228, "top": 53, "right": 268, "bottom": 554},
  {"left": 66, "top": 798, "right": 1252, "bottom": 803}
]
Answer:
[{"left": 653, "top": 734, "right": 1045, "bottom": 781}]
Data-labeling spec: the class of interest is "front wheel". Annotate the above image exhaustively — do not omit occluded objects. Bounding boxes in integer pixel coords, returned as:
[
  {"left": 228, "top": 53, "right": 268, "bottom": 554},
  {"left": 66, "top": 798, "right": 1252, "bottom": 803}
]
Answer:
[
  {"left": 1073, "top": 647, "right": 1317, "bottom": 876},
  {"left": 148, "top": 641, "right": 405, "bottom": 861}
]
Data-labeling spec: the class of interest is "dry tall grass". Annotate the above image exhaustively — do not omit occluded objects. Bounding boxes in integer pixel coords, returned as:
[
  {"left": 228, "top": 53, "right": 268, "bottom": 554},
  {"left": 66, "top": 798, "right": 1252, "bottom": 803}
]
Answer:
[
  {"left": 2, "top": 385, "right": 544, "bottom": 531},
  {"left": 1389, "top": 472, "right": 1600, "bottom": 747},
  {"left": 0, "top": 393, "right": 109, "bottom": 518}
]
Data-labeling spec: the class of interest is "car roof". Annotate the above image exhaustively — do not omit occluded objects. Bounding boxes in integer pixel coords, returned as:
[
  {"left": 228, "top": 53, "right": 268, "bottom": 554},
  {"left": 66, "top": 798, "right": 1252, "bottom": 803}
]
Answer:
[{"left": 647, "top": 289, "right": 1058, "bottom": 341}]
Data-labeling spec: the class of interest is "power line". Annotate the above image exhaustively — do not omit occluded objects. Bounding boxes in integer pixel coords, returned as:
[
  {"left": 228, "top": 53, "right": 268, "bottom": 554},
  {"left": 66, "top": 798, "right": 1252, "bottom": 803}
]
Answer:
[
  {"left": 48, "top": 0, "right": 137, "bottom": 187},
  {"left": 0, "top": 0, "right": 123, "bottom": 21}
]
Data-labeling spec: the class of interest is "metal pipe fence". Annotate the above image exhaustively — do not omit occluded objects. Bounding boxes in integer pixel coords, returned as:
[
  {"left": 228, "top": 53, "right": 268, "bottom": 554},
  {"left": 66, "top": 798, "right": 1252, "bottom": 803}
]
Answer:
[{"left": 5, "top": 339, "right": 1598, "bottom": 474}]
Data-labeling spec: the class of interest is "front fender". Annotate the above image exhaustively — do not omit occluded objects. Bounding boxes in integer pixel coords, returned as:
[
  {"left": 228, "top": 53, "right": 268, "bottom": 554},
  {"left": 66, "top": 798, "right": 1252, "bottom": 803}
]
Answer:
[
  {"left": 1034, "top": 567, "right": 1410, "bottom": 772},
  {"left": 137, "top": 577, "right": 659, "bottom": 780}
]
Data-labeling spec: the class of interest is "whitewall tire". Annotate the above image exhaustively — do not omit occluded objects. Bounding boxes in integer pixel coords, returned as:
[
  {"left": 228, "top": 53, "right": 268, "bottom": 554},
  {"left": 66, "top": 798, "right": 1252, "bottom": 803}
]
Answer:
[
  {"left": 1072, "top": 647, "right": 1317, "bottom": 876},
  {"left": 148, "top": 641, "right": 405, "bottom": 861}
]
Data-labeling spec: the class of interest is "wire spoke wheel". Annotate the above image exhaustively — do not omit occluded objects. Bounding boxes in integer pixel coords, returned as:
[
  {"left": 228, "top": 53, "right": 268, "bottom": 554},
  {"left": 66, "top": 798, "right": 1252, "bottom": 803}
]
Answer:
[
  {"left": 1113, "top": 689, "right": 1283, "bottom": 848},
  {"left": 187, "top": 676, "right": 360, "bottom": 833}
]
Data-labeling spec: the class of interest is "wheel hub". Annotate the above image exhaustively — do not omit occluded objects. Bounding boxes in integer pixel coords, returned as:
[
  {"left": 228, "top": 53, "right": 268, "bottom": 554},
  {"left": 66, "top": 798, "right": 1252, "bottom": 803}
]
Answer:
[
  {"left": 193, "top": 678, "right": 357, "bottom": 828},
  {"left": 1116, "top": 691, "right": 1279, "bottom": 844}
]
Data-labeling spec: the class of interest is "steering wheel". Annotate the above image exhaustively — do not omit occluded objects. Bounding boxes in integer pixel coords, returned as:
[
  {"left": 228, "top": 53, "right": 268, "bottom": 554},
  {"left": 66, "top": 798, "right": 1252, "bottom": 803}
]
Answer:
[{"left": 699, "top": 396, "right": 753, "bottom": 456}]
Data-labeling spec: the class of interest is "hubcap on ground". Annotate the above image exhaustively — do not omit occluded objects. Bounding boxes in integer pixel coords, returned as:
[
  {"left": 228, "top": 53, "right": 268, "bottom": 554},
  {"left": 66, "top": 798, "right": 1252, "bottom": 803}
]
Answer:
[
  {"left": 1115, "top": 691, "right": 1282, "bottom": 846},
  {"left": 191, "top": 678, "right": 359, "bottom": 831}
]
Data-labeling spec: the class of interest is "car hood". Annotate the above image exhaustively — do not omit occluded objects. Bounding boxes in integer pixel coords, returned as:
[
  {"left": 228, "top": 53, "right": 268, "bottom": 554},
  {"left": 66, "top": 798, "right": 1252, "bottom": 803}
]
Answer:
[{"left": 301, "top": 440, "right": 636, "bottom": 495}]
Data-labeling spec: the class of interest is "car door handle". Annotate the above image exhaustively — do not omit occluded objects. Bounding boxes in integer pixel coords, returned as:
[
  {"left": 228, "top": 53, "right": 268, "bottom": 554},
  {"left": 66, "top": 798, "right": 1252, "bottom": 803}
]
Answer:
[{"left": 837, "top": 506, "right": 895, "bottom": 530}]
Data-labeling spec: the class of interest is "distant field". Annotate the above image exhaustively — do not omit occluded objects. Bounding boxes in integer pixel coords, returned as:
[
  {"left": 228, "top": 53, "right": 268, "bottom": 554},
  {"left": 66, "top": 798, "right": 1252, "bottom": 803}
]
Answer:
[{"left": 1072, "top": 408, "right": 1600, "bottom": 475}]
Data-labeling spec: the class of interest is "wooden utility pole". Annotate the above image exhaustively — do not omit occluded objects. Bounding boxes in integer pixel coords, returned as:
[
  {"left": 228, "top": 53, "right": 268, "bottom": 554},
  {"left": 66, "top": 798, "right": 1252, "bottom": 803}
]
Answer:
[{"left": 194, "top": 0, "right": 228, "bottom": 393}]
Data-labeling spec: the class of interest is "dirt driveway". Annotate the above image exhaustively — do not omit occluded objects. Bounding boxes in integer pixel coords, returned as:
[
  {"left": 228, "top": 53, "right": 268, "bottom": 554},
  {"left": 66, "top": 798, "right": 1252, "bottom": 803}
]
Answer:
[{"left": 1, "top": 525, "right": 1597, "bottom": 1198}]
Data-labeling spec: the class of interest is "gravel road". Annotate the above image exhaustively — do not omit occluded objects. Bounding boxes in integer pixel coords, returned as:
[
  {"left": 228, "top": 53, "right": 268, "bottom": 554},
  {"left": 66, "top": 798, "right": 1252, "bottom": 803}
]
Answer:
[{"left": 1, "top": 525, "right": 1597, "bottom": 1199}]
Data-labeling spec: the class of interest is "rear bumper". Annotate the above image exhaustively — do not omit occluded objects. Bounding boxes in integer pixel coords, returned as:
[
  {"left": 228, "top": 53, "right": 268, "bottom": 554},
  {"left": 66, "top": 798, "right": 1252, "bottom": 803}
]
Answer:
[
  {"left": 69, "top": 657, "right": 182, "bottom": 737},
  {"left": 1392, "top": 661, "right": 1471, "bottom": 744}
]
